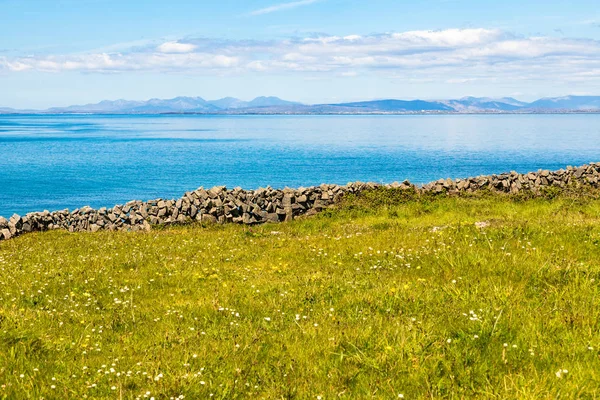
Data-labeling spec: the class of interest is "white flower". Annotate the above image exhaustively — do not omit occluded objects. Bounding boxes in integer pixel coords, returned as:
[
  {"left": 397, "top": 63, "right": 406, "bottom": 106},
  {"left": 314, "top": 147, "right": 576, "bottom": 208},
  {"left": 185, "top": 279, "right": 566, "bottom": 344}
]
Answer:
[
  {"left": 555, "top": 369, "right": 568, "bottom": 378},
  {"left": 264, "top": 317, "right": 271, "bottom": 321},
  {"left": 446, "top": 339, "right": 452, "bottom": 343},
  {"left": 398, "top": 395, "right": 405, "bottom": 398}
]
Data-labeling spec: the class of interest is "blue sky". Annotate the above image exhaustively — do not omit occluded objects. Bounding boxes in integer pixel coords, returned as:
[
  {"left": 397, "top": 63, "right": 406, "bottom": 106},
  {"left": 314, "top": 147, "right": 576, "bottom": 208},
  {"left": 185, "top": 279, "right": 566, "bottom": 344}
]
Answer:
[{"left": 1, "top": 0, "right": 599, "bottom": 108}]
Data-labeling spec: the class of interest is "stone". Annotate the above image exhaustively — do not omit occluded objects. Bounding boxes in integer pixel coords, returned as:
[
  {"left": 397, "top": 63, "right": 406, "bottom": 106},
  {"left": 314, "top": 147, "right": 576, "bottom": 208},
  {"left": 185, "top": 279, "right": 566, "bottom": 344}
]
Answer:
[
  {"left": 282, "top": 194, "right": 294, "bottom": 207},
  {"left": 1, "top": 229, "right": 12, "bottom": 240},
  {"left": 9, "top": 214, "right": 22, "bottom": 228},
  {"left": 275, "top": 208, "right": 286, "bottom": 215},
  {"left": 266, "top": 213, "right": 280, "bottom": 223},
  {"left": 202, "top": 214, "right": 217, "bottom": 224}
]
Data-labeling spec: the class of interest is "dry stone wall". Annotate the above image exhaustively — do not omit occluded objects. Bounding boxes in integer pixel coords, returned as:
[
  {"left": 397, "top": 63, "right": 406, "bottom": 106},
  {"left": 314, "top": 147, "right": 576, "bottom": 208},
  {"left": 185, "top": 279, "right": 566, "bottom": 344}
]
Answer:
[{"left": 1, "top": 163, "right": 600, "bottom": 241}]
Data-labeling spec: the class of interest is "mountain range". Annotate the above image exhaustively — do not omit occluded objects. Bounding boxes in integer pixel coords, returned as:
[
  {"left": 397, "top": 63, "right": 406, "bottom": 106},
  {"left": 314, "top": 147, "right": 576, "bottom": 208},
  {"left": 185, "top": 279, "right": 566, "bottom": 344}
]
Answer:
[{"left": 1, "top": 95, "right": 600, "bottom": 114}]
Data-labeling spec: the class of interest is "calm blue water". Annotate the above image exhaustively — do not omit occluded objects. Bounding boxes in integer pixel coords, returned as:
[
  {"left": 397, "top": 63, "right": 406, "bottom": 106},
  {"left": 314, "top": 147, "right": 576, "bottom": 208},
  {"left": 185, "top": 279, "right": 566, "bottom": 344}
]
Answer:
[{"left": 1, "top": 114, "right": 599, "bottom": 217}]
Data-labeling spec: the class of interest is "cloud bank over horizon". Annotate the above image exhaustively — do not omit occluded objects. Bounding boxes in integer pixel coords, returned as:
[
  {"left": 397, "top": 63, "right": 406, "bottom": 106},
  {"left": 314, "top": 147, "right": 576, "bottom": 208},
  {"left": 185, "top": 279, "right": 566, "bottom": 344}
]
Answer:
[{"left": 1, "top": 28, "right": 599, "bottom": 88}]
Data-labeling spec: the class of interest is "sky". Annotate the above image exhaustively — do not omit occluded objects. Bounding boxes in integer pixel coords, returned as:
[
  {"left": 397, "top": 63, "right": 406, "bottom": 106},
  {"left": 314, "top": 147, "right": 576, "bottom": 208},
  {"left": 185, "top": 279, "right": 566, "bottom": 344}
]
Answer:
[{"left": 1, "top": 0, "right": 599, "bottom": 108}]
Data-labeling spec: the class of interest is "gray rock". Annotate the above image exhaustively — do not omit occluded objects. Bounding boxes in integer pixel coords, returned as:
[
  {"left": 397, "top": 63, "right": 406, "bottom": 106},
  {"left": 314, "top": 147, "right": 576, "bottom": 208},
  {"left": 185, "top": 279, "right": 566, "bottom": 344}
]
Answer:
[
  {"left": 266, "top": 213, "right": 280, "bottom": 223},
  {"left": 1, "top": 229, "right": 12, "bottom": 240},
  {"left": 202, "top": 214, "right": 217, "bottom": 224}
]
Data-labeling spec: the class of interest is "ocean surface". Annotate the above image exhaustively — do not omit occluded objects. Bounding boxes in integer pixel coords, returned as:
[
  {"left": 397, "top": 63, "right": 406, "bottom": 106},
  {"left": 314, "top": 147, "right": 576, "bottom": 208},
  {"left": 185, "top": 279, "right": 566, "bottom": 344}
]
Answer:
[{"left": 1, "top": 114, "right": 599, "bottom": 217}]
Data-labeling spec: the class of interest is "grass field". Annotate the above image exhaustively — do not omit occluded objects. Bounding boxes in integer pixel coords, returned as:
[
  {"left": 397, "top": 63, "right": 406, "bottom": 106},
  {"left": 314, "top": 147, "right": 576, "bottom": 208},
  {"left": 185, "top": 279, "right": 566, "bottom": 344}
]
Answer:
[{"left": 1, "top": 190, "right": 600, "bottom": 399}]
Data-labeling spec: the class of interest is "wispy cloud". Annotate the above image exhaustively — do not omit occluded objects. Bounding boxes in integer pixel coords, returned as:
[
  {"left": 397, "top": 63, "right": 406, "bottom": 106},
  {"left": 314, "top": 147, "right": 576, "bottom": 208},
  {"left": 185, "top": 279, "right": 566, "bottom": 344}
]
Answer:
[
  {"left": 157, "top": 41, "right": 197, "bottom": 54},
  {"left": 1, "top": 28, "right": 599, "bottom": 87},
  {"left": 249, "top": 0, "right": 320, "bottom": 16}
]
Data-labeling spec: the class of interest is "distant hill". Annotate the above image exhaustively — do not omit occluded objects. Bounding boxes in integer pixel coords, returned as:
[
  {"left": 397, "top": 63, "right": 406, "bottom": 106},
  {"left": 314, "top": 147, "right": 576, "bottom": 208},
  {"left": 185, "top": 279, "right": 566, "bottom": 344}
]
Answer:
[
  {"left": 2, "top": 95, "right": 600, "bottom": 114},
  {"left": 527, "top": 96, "right": 600, "bottom": 110},
  {"left": 0, "top": 107, "right": 19, "bottom": 114},
  {"left": 208, "top": 97, "right": 250, "bottom": 109},
  {"left": 39, "top": 96, "right": 299, "bottom": 114},
  {"left": 46, "top": 97, "right": 220, "bottom": 114},
  {"left": 246, "top": 96, "right": 301, "bottom": 108},
  {"left": 441, "top": 97, "right": 528, "bottom": 112}
]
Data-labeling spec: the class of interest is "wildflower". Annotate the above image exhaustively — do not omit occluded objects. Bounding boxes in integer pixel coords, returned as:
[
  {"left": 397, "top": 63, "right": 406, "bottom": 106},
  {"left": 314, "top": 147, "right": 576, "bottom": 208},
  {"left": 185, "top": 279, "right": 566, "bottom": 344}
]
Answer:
[
  {"left": 264, "top": 317, "right": 271, "bottom": 322},
  {"left": 446, "top": 339, "right": 452, "bottom": 343},
  {"left": 555, "top": 369, "right": 569, "bottom": 378},
  {"left": 398, "top": 395, "right": 405, "bottom": 399}
]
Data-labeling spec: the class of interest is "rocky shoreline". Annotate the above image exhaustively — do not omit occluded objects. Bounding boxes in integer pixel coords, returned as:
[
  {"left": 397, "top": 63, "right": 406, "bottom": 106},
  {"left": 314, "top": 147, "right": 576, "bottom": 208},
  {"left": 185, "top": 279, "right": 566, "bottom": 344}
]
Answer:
[{"left": 1, "top": 163, "right": 599, "bottom": 241}]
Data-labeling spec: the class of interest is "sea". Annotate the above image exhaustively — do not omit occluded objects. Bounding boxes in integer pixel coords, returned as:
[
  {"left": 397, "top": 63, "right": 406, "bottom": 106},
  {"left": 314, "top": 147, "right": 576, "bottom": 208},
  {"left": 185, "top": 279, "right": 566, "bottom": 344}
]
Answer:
[{"left": 1, "top": 113, "right": 599, "bottom": 217}]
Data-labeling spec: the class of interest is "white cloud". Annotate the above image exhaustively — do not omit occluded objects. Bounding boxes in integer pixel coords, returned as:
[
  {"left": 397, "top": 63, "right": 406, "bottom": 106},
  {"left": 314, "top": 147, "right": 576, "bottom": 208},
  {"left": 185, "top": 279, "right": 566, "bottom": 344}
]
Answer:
[
  {"left": 390, "top": 28, "right": 504, "bottom": 47},
  {"left": 1, "top": 28, "right": 599, "bottom": 86},
  {"left": 249, "top": 0, "right": 319, "bottom": 16},
  {"left": 157, "top": 41, "right": 197, "bottom": 53},
  {"left": 0, "top": 52, "right": 239, "bottom": 73}
]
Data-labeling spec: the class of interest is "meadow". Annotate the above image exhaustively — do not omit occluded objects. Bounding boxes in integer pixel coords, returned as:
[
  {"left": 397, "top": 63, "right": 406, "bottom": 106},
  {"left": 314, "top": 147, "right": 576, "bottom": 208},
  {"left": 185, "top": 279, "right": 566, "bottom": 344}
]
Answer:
[{"left": 1, "top": 189, "right": 599, "bottom": 399}]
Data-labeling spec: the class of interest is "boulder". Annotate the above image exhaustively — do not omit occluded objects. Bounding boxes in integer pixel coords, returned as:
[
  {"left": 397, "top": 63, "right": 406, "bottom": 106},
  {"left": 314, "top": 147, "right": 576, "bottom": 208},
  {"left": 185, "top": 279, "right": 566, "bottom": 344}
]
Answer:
[
  {"left": 202, "top": 214, "right": 218, "bottom": 224},
  {"left": 1, "top": 229, "right": 11, "bottom": 240}
]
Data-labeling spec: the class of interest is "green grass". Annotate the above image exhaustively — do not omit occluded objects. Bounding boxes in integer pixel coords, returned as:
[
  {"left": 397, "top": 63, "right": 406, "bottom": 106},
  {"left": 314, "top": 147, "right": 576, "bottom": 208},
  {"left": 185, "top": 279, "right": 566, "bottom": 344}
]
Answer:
[{"left": 1, "top": 192, "right": 600, "bottom": 399}]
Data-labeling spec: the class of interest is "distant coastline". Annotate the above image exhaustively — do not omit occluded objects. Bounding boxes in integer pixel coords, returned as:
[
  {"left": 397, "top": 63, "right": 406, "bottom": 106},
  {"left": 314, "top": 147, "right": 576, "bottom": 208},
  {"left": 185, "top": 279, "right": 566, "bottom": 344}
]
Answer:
[{"left": 2, "top": 95, "right": 600, "bottom": 115}]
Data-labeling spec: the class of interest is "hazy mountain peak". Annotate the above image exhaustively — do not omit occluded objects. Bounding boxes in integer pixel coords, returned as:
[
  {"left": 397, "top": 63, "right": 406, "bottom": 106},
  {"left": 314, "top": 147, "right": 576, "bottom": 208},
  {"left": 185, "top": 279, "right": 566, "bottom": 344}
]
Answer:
[
  {"left": 208, "top": 97, "right": 249, "bottom": 109},
  {"left": 248, "top": 96, "right": 301, "bottom": 107},
  {"left": 3, "top": 94, "right": 600, "bottom": 114}
]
